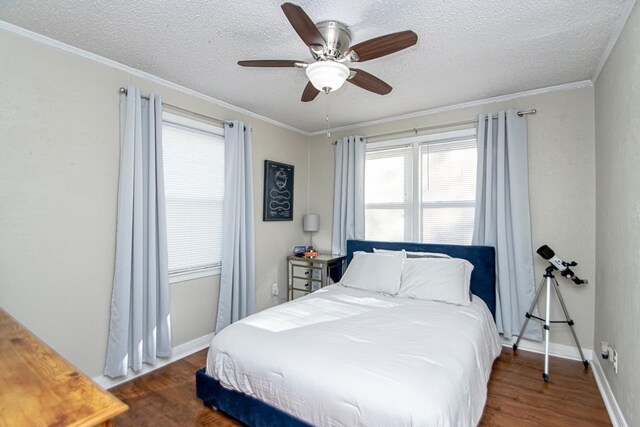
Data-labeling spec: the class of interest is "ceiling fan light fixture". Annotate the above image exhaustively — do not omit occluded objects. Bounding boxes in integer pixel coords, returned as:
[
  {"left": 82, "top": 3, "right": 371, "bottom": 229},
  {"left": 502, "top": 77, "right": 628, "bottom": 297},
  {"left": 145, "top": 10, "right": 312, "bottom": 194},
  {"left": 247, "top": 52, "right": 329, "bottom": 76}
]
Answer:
[{"left": 305, "top": 61, "right": 350, "bottom": 93}]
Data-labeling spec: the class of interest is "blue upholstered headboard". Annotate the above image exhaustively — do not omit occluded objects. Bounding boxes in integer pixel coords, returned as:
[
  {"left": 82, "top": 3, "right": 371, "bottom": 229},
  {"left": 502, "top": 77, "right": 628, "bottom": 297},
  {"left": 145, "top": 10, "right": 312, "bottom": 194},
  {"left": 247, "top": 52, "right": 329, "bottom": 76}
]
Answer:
[{"left": 346, "top": 240, "right": 496, "bottom": 318}]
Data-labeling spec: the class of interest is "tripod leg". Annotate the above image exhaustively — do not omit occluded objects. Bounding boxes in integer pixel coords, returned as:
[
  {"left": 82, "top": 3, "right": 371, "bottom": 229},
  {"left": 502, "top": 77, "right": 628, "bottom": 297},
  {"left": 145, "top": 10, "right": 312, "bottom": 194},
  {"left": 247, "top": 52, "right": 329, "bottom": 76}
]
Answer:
[
  {"left": 543, "top": 276, "right": 551, "bottom": 382},
  {"left": 514, "top": 277, "right": 546, "bottom": 351},
  {"left": 552, "top": 279, "right": 589, "bottom": 368}
]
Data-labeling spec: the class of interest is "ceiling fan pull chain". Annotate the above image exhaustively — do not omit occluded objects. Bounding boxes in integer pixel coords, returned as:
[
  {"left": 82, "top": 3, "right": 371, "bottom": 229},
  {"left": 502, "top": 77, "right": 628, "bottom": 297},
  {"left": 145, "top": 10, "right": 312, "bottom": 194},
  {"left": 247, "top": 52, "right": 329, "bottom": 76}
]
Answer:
[{"left": 325, "top": 94, "right": 331, "bottom": 138}]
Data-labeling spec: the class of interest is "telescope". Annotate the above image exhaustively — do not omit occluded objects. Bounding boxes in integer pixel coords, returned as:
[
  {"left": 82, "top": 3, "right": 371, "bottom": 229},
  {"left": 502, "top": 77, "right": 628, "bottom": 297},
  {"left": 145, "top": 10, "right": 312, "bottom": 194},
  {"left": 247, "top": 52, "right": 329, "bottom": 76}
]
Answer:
[
  {"left": 514, "top": 244, "right": 590, "bottom": 382},
  {"left": 536, "top": 245, "right": 587, "bottom": 285}
]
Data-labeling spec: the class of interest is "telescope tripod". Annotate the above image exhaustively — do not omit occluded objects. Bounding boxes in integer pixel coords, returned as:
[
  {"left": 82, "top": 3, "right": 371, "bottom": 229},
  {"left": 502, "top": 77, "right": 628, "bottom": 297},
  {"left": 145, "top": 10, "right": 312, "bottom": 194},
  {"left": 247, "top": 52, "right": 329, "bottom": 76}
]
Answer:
[{"left": 513, "top": 267, "right": 589, "bottom": 382}]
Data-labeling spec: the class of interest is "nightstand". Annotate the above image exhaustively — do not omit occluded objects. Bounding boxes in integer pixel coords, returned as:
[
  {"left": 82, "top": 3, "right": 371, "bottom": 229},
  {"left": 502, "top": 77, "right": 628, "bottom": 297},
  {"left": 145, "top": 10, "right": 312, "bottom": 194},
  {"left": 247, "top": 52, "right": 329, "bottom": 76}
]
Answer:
[{"left": 287, "top": 254, "right": 346, "bottom": 301}]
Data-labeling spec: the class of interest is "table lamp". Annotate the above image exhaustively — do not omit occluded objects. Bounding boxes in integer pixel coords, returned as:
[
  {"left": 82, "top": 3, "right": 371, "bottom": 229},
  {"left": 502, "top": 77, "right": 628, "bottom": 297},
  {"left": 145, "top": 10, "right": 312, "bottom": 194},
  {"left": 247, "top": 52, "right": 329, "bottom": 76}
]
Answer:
[{"left": 303, "top": 214, "right": 319, "bottom": 252}]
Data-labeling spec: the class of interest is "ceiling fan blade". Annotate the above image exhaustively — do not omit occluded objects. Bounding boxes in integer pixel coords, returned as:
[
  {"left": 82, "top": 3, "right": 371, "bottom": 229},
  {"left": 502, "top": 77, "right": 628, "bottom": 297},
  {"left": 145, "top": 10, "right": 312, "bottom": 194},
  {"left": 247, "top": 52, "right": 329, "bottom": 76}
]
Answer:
[
  {"left": 281, "top": 2, "right": 325, "bottom": 48},
  {"left": 301, "top": 81, "right": 320, "bottom": 102},
  {"left": 237, "top": 60, "right": 306, "bottom": 67},
  {"left": 348, "top": 69, "right": 392, "bottom": 95},
  {"left": 350, "top": 30, "right": 418, "bottom": 62}
]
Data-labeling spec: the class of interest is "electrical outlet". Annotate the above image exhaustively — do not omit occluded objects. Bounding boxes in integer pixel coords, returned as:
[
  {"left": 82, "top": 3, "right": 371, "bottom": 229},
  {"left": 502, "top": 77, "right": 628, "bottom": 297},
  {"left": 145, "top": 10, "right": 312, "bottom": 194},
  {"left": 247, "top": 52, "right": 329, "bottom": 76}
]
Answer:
[
  {"left": 272, "top": 283, "right": 279, "bottom": 296},
  {"left": 613, "top": 349, "right": 618, "bottom": 374}
]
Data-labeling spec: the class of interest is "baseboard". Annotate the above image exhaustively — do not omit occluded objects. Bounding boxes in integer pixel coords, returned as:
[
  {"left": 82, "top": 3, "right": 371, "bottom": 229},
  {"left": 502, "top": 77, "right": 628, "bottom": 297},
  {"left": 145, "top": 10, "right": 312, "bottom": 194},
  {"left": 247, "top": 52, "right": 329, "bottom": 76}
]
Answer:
[
  {"left": 502, "top": 336, "right": 593, "bottom": 361},
  {"left": 93, "top": 332, "right": 214, "bottom": 390},
  {"left": 590, "top": 357, "right": 628, "bottom": 427}
]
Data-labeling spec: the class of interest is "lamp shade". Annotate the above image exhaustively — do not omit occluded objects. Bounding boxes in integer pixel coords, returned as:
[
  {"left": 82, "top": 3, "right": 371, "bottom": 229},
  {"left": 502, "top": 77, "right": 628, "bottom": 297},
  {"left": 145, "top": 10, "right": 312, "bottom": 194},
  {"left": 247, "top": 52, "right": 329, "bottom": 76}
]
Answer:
[
  {"left": 305, "top": 61, "right": 349, "bottom": 93},
  {"left": 303, "top": 214, "right": 320, "bottom": 232}
]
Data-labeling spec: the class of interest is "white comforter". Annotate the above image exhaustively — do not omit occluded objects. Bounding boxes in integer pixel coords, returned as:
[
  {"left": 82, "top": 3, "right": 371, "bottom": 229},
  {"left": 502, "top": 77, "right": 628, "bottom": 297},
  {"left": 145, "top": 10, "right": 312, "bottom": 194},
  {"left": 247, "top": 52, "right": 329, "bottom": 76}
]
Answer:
[{"left": 207, "top": 285, "right": 502, "bottom": 427}]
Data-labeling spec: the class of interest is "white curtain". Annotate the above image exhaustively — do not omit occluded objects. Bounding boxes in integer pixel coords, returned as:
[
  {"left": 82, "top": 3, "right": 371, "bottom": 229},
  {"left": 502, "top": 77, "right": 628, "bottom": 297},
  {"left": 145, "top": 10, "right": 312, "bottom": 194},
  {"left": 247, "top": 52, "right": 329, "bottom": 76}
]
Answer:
[
  {"left": 331, "top": 136, "right": 366, "bottom": 256},
  {"left": 473, "top": 109, "right": 541, "bottom": 341},
  {"left": 215, "top": 120, "right": 256, "bottom": 333},
  {"left": 104, "top": 85, "right": 172, "bottom": 378}
]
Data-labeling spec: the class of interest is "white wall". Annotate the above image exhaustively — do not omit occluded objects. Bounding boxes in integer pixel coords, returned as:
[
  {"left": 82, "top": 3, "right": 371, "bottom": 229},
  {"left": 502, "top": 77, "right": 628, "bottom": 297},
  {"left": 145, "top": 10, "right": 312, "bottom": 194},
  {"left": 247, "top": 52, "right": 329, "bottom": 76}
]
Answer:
[
  {"left": 309, "top": 86, "right": 597, "bottom": 352},
  {"left": 0, "top": 30, "right": 309, "bottom": 377},
  {"left": 594, "top": 2, "right": 640, "bottom": 424}
]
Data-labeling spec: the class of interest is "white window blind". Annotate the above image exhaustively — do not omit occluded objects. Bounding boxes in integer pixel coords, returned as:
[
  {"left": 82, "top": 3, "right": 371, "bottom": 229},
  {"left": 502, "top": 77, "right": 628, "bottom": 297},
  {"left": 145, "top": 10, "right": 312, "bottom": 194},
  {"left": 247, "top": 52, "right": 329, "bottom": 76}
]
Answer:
[
  {"left": 364, "top": 129, "right": 477, "bottom": 245},
  {"left": 162, "top": 114, "right": 224, "bottom": 280},
  {"left": 365, "top": 146, "right": 413, "bottom": 241},
  {"left": 421, "top": 139, "right": 476, "bottom": 244}
]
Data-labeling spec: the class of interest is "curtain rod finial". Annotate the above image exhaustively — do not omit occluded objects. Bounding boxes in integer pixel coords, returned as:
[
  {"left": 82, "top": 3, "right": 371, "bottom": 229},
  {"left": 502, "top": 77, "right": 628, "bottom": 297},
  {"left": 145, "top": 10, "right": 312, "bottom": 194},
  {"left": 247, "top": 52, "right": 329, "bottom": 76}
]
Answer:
[{"left": 517, "top": 108, "right": 536, "bottom": 117}]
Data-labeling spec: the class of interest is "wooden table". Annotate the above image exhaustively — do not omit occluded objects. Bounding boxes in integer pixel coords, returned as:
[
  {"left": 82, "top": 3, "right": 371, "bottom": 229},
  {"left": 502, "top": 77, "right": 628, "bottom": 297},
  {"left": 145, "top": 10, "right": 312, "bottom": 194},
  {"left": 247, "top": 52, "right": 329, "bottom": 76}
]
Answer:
[{"left": 0, "top": 308, "right": 128, "bottom": 426}]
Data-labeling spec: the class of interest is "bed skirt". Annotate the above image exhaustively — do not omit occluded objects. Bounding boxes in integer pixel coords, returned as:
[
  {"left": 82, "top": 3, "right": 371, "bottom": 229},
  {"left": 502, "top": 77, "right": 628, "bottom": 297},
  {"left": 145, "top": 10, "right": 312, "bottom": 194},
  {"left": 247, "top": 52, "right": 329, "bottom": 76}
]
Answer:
[{"left": 195, "top": 368, "right": 312, "bottom": 427}]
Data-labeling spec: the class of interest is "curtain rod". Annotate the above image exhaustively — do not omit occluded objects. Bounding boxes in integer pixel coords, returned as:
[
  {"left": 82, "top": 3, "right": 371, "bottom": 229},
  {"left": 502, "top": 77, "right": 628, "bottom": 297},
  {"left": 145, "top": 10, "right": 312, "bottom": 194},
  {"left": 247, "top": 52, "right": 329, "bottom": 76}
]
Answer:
[
  {"left": 331, "top": 109, "right": 536, "bottom": 145},
  {"left": 119, "top": 87, "right": 229, "bottom": 127}
]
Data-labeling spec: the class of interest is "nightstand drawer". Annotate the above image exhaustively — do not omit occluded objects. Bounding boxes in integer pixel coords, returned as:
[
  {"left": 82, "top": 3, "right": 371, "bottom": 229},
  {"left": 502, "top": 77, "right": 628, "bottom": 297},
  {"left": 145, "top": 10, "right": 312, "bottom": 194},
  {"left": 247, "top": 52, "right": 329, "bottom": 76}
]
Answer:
[{"left": 287, "top": 254, "right": 346, "bottom": 300}]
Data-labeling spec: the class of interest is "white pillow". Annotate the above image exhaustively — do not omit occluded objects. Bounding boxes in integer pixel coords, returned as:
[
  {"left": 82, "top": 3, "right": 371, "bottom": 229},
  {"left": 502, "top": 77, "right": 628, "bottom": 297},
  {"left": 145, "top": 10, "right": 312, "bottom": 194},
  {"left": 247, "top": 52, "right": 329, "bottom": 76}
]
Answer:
[
  {"left": 341, "top": 252, "right": 404, "bottom": 295},
  {"left": 373, "top": 248, "right": 450, "bottom": 259},
  {"left": 398, "top": 258, "right": 474, "bottom": 306},
  {"left": 405, "top": 250, "right": 451, "bottom": 259},
  {"left": 373, "top": 248, "right": 405, "bottom": 256}
]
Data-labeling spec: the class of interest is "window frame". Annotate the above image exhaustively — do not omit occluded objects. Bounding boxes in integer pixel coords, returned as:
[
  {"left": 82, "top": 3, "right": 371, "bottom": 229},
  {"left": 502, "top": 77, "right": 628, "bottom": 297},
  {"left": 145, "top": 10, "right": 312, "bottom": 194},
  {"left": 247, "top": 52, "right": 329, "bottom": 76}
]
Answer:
[
  {"left": 162, "top": 112, "right": 224, "bottom": 284},
  {"left": 365, "top": 127, "right": 477, "bottom": 243}
]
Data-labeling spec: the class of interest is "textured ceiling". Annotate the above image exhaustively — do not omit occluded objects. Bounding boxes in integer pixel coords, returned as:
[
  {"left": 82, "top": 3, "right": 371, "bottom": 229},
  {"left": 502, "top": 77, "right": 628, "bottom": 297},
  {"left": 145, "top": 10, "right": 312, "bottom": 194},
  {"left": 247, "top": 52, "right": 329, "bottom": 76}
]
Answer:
[{"left": 0, "top": 0, "right": 628, "bottom": 133}]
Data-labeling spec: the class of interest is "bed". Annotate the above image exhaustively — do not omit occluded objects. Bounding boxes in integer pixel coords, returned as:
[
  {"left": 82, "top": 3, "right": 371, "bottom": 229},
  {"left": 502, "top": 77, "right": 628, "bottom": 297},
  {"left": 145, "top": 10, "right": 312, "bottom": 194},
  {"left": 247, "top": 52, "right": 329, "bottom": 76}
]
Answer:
[{"left": 196, "top": 240, "right": 502, "bottom": 426}]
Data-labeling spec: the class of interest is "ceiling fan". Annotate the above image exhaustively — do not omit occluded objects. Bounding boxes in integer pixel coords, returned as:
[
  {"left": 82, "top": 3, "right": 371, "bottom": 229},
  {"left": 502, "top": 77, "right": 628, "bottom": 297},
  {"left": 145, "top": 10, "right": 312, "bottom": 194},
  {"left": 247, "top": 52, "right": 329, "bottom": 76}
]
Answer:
[{"left": 237, "top": 2, "right": 418, "bottom": 102}]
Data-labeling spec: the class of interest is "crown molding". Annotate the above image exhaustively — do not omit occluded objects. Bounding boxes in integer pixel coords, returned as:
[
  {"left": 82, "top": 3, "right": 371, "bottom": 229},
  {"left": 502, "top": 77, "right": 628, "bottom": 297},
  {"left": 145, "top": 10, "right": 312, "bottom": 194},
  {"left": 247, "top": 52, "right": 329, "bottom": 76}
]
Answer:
[
  {"left": 309, "top": 80, "right": 593, "bottom": 136},
  {"left": 592, "top": 0, "right": 637, "bottom": 82},
  {"left": 0, "top": 20, "right": 311, "bottom": 137}
]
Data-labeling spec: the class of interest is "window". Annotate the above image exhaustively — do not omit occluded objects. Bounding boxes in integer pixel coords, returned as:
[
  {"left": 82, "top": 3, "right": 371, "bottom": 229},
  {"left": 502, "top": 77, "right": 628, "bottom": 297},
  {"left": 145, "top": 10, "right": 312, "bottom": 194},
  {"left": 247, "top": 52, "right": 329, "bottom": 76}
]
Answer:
[
  {"left": 162, "top": 112, "right": 224, "bottom": 283},
  {"left": 364, "top": 128, "right": 477, "bottom": 245}
]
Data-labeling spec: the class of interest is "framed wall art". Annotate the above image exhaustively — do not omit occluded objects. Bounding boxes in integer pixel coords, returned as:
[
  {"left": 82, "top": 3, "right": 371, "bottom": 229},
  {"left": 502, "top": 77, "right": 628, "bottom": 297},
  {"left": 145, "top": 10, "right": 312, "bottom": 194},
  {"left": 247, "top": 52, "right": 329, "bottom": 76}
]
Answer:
[{"left": 263, "top": 160, "right": 294, "bottom": 221}]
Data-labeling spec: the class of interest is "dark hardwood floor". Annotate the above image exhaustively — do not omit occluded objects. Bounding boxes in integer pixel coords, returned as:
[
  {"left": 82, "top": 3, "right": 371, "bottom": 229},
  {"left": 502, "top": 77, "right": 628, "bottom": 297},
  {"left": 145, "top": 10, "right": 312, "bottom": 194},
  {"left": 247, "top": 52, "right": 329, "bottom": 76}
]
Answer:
[
  {"left": 111, "top": 348, "right": 611, "bottom": 426},
  {"left": 480, "top": 350, "right": 610, "bottom": 426}
]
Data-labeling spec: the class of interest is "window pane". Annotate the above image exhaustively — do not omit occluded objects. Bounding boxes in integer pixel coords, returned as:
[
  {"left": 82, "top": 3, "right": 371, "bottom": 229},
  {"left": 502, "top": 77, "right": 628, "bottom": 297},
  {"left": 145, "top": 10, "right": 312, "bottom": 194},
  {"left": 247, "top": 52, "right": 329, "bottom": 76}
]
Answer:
[
  {"left": 163, "top": 122, "right": 224, "bottom": 274},
  {"left": 365, "top": 208, "right": 408, "bottom": 242},
  {"left": 365, "top": 147, "right": 412, "bottom": 204},
  {"left": 421, "top": 139, "right": 476, "bottom": 202},
  {"left": 420, "top": 138, "right": 476, "bottom": 244},
  {"left": 364, "top": 146, "right": 413, "bottom": 240},
  {"left": 422, "top": 206, "right": 475, "bottom": 244}
]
